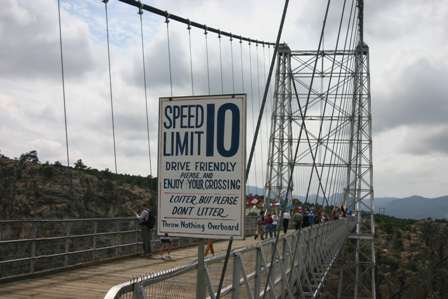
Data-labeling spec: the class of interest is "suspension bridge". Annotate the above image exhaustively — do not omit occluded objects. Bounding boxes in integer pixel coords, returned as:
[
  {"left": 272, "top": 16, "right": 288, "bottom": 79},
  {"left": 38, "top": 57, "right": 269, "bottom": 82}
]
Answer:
[{"left": 1, "top": 0, "right": 375, "bottom": 298}]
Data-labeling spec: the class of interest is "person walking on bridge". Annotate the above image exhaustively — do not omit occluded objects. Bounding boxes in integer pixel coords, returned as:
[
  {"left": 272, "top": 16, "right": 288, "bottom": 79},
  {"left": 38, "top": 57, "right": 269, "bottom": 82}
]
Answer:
[
  {"left": 282, "top": 210, "right": 291, "bottom": 234},
  {"left": 135, "top": 203, "right": 155, "bottom": 257},
  {"left": 293, "top": 208, "right": 303, "bottom": 230}
]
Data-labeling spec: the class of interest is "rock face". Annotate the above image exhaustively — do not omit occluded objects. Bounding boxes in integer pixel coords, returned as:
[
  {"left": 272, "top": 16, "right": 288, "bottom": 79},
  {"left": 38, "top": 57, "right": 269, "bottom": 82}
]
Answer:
[{"left": 0, "top": 155, "right": 157, "bottom": 219}]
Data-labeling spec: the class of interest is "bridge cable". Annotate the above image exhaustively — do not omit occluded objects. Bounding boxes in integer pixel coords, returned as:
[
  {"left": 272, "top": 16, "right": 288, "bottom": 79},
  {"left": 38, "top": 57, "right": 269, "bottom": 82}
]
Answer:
[
  {"left": 248, "top": 42, "right": 258, "bottom": 188},
  {"left": 323, "top": 0, "right": 356, "bottom": 207},
  {"left": 138, "top": 3, "right": 153, "bottom": 176},
  {"left": 57, "top": 0, "right": 70, "bottom": 168},
  {"left": 334, "top": 10, "right": 357, "bottom": 209},
  {"left": 229, "top": 35, "right": 235, "bottom": 93},
  {"left": 326, "top": 0, "right": 357, "bottom": 208},
  {"left": 308, "top": 0, "right": 349, "bottom": 208},
  {"left": 216, "top": 2, "right": 290, "bottom": 299},
  {"left": 239, "top": 38, "right": 245, "bottom": 92},
  {"left": 103, "top": 0, "right": 118, "bottom": 174},
  {"left": 165, "top": 14, "right": 173, "bottom": 96},
  {"left": 187, "top": 21, "right": 194, "bottom": 95},
  {"left": 204, "top": 27, "right": 211, "bottom": 94},
  {"left": 118, "top": 0, "right": 274, "bottom": 46},
  {"left": 262, "top": 1, "right": 331, "bottom": 297},
  {"left": 218, "top": 32, "right": 224, "bottom": 93},
  {"left": 256, "top": 43, "right": 266, "bottom": 193},
  {"left": 261, "top": 44, "right": 271, "bottom": 194}
]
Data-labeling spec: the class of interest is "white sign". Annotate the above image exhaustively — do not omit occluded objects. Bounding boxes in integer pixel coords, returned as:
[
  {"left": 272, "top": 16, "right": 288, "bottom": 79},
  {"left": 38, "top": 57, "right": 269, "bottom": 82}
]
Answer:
[{"left": 158, "top": 94, "right": 246, "bottom": 239}]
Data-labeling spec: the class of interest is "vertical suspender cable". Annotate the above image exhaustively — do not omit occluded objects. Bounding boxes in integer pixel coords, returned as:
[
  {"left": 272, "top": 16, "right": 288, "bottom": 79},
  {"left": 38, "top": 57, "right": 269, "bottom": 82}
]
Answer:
[
  {"left": 138, "top": 3, "right": 152, "bottom": 176},
  {"left": 230, "top": 35, "right": 235, "bottom": 94},
  {"left": 104, "top": 0, "right": 118, "bottom": 174},
  {"left": 204, "top": 27, "right": 211, "bottom": 94},
  {"left": 165, "top": 14, "right": 173, "bottom": 96},
  {"left": 239, "top": 38, "right": 245, "bottom": 92},
  {"left": 255, "top": 43, "right": 265, "bottom": 192},
  {"left": 248, "top": 41, "right": 258, "bottom": 189},
  {"left": 217, "top": 2, "right": 290, "bottom": 298},
  {"left": 262, "top": 0, "right": 329, "bottom": 297},
  {"left": 57, "top": 0, "right": 70, "bottom": 167},
  {"left": 187, "top": 21, "right": 194, "bottom": 95},
  {"left": 245, "top": 0, "right": 289, "bottom": 181},
  {"left": 218, "top": 32, "right": 224, "bottom": 94}
]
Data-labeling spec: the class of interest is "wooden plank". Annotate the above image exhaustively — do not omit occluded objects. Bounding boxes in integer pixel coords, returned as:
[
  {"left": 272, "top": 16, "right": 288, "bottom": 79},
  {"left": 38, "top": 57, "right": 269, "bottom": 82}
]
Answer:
[{"left": 0, "top": 239, "right": 259, "bottom": 299}]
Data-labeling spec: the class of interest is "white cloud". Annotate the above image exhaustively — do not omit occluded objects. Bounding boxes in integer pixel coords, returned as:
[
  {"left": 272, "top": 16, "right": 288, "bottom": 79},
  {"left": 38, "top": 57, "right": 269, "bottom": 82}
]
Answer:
[{"left": 0, "top": 0, "right": 447, "bottom": 197}]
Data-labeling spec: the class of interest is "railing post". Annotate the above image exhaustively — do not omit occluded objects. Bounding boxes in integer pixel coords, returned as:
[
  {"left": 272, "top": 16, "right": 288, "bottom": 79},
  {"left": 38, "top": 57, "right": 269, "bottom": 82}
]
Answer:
[
  {"left": 133, "top": 282, "right": 149, "bottom": 299},
  {"left": 64, "top": 222, "right": 71, "bottom": 267},
  {"left": 30, "top": 222, "right": 37, "bottom": 274},
  {"left": 135, "top": 220, "right": 140, "bottom": 255},
  {"left": 92, "top": 221, "right": 98, "bottom": 260},
  {"left": 281, "top": 238, "right": 288, "bottom": 299},
  {"left": 115, "top": 221, "right": 120, "bottom": 257},
  {"left": 232, "top": 253, "right": 240, "bottom": 299},
  {"left": 254, "top": 247, "right": 262, "bottom": 299},
  {"left": 196, "top": 240, "right": 206, "bottom": 299}
]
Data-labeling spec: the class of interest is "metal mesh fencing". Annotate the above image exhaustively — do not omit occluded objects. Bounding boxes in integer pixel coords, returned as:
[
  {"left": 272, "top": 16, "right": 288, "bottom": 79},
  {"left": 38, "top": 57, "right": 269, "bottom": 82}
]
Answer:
[{"left": 105, "top": 218, "right": 355, "bottom": 299}]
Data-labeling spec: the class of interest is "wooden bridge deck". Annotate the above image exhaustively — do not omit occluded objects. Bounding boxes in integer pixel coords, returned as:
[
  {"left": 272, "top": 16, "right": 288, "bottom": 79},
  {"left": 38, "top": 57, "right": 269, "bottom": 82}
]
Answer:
[{"left": 0, "top": 238, "right": 258, "bottom": 299}]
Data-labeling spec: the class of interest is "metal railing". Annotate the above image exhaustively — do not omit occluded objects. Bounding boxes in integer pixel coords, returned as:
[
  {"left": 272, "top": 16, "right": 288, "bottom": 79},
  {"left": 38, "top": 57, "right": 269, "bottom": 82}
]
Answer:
[
  {"left": 104, "top": 218, "right": 355, "bottom": 299},
  {"left": 0, "top": 218, "right": 141, "bottom": 282},
  {"left": 0, "top": 216, "right": 257, "bottom": 283}
]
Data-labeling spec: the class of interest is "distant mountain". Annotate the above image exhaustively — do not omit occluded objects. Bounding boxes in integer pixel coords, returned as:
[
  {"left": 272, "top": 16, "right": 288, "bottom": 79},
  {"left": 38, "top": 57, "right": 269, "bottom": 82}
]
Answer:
[
  {"left": 246, "top": 185, "right": 265, "bottom": 195},
  {"left": 246, "top": 186, "right": 448, "bottom": 220},
  {"left": 376, "top": 195, "right": 448, "bottom": 220}
]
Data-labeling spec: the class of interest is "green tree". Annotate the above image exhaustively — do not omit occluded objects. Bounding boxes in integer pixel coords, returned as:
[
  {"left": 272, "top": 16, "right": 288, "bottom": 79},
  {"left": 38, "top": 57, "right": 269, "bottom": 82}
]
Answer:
[
  {"left": 74, "top": 159, "right": 87, "bottom": 170},
  {"left": 19, "top": 150, "right": 39, "bottom": 163}
]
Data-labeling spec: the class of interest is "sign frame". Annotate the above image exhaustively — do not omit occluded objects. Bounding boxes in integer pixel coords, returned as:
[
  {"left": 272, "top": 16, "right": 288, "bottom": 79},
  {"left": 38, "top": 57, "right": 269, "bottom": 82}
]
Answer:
[{"left": 157, "top": 94, "right": 246, "bottom": 240}]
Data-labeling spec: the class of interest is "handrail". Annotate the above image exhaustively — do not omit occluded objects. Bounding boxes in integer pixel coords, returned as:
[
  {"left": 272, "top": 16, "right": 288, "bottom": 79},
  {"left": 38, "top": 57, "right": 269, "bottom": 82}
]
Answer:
[
  {"left": 0, "top": 217, "right": 135, "bottom": 224},
  {"left": 104, "top": 218, "right": 356, "bottom": 299},
  {"left": 0, "top": 216, "right": 257, "bottom": 283},
  {"left": 0, "top": 217, "right": 141, "bottom": 282}
]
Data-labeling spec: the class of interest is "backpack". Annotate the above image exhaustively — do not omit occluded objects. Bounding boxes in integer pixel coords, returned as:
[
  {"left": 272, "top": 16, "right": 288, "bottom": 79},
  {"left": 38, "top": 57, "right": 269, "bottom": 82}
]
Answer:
[{"left": 140, "top": 208, "right": 155, "bottom": 229}]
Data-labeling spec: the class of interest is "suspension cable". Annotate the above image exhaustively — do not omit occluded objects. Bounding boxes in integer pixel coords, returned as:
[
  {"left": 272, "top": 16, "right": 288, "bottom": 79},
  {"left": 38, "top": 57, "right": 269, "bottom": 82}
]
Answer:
[
  {"left": 187, "top": 21, "right": 194, "bottom": 95},
  {"left": 103, "top": 0, "right": 118, "bottom": 174},
  {"left": 218, "top": 32, "right": 224, "bottom": 94},
  {"left": 239, "top": 38, "right": 245, "bottom": 92},
  {"left": 230, "top": 35, "right": 235, "bottom": 94},
  {"left": 262, "top": 1, "right": 330, "bottom": 297},
  {"left": 118, "top": 0, "right": 274, "bottom": 46},
  {"left": 217, "top": 2, "right": 290, "bottom": 298},
  {"left": 138, "top": 3, "right": 152, "bottom": 176},
  {"left": 307, "top": 0, "right": 348, "bottom": 207},
  {"left": 248, "top": 41, "right": 258, "bottom": 189},
  {"left": 319, "top": 0, "right": 354, "bottom": 205},
  {"left": 57, "top": 0, "right": 70, "bottom": 167},
  {"left": 204, "top": 27, "right": 211, "bottom": 94},
  {"left": 255, "top": 43, "right": 265, "bottom": 191},
  {"left": 165, "top": 14, "right": 173, "bottom": 96},
  {"left": 326, "top": 0, "right": 357, "bottom": 207}
]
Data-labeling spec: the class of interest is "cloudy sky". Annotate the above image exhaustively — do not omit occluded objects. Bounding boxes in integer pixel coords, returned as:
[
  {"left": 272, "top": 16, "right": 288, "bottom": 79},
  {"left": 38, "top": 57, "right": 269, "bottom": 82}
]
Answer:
[{"left": 0, "top": 0, "right": 447, "bottom": 198}]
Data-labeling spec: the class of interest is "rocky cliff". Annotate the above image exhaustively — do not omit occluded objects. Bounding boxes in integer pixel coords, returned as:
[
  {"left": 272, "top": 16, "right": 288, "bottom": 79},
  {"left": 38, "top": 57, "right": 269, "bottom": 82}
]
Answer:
[{"left": 0, "top": 154, "right": 157, "bottom": 219}]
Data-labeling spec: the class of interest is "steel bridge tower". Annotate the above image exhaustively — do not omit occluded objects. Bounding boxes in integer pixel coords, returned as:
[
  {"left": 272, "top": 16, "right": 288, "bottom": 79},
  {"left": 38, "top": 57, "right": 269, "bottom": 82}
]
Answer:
[
  {"left": 264, "top": 1, "right": 376, "bottom": 297},
  {"left": 341, "top": 0, "right": 376, "bottom": 297},
  {"left": 264, "top": 44, "right": 293, "bottom": 210}
]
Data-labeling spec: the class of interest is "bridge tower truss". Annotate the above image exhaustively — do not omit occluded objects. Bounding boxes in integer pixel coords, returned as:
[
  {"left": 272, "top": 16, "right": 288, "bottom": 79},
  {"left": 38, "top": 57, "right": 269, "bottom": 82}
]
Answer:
[
  {"left": 264, "top": 44, "right": 376, "bottom": 297},
  {"left": 266, "top": 47, "right": 361, "bottom": 210},
  {"left": 264, "top": 44, "right": 293, "bottom": 209},
  {"left": 341, "top": 42, "right": 376, "bottom": 299}
]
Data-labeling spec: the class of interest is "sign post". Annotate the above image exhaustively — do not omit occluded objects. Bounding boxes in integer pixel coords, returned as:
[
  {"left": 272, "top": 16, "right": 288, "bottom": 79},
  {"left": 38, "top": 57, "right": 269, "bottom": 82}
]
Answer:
[{"left": 158, "top": 94, "right": 246, "bottom": 240}]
